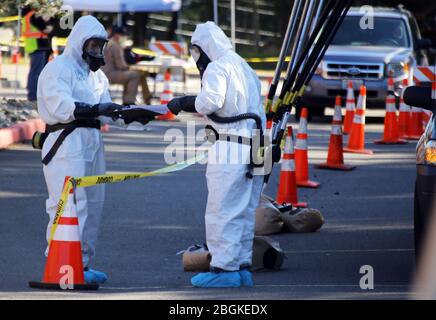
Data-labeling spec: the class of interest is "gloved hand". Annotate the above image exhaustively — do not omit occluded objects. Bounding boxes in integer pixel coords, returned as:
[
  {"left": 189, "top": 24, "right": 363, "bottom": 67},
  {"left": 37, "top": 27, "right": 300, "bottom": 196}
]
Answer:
[
  {"left": 95, "top": 102, "right": 124, "bottom": 117},
  {"left": 123, "top": 114, "right": 155, "bottom": 125},
  {"left": 74, "top": 102, "right": 123, "bottom": 119},
  {"left": 119, "top": 109, "right": 157, "bottom": 125},
  {"left": 167, "top": 96, "right": 197, "bottom": 115}
]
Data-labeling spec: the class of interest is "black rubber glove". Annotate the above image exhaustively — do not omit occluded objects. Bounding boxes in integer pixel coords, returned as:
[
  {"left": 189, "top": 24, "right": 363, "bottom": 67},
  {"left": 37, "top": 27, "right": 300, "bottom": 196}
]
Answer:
[
  {"left": 122, "top": 109, "right": 157, "bottom": 125},
  {"left": 73, "top": 102, "right": 123, "bottom": 119},
  {"left": 167, "top": 96, "right": 197, "bottom": 115}
]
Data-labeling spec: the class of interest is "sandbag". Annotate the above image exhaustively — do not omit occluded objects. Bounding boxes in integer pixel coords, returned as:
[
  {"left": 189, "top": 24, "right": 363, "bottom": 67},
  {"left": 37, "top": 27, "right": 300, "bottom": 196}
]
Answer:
[
  {"left": 281, "top": 208, "right": 324, "bottom": 233},
  {"left": 181, "top": 237, "right": 285, "bottom": 272},
  {"left": 255, "top": 194, "right": 284, "bottom": 235},
  {"left": 252, "top": 236, "right": 285, "bottom": 271},
  {"left": 182, "top": 244, "right": 211, "bottom": 272}
]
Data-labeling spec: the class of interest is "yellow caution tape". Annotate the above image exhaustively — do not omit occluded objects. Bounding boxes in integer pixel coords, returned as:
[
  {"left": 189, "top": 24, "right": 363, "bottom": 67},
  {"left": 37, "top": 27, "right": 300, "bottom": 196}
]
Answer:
[
  {"left": 245, "top": 56, "right": 291, "bottom": 63},
  {"left": 48, "top": 152, "right": 207, "bottom": 244},
  {"left": 0, "top": 41, "right": 24, "bottom": 48},
  {"left": 49, "top": 41, "right": 164, "bottom": 58},
  {"left": 0, "top": 15, "right": 19, "bottom": 23},
  {"left": 132, "top": 47, "right": 158, "bottom": 57},
  {"left": 52, "top": 37, "right": 67, "bottom": 47}
]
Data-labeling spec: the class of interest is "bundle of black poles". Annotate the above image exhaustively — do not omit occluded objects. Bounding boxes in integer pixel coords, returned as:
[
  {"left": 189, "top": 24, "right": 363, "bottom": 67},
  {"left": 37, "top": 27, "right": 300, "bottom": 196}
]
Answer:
[{"left": 263, "top": 0, "right": 352, "bottom": 186}]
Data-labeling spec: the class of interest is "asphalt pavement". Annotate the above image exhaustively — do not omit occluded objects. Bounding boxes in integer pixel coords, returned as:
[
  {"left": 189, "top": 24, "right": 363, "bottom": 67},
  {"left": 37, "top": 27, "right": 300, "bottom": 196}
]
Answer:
[{"left": 0, "top": 113, "right": 417, "bottom": 299}]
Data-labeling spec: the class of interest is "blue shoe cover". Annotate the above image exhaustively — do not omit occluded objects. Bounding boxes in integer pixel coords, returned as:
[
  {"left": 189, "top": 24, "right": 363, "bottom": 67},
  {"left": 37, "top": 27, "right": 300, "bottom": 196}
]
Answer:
[
  {"left": 191, "top": 271, "right": 241, "bottom": 288},
  {"left": 84, "top": 269, "right": 108, "bottom": 284},
  {"left": 239, "top": 270, "right": 253, "bottom": 287}
]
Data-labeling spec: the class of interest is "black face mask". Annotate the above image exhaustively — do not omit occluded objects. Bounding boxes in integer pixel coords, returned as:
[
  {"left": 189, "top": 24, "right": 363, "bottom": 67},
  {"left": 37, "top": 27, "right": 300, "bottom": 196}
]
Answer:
[
  {"left": 82, "top": 37, "right": 107, "bottom": 72},
  {"left": 189, "top": 45, "right": 211, "bottom": 79}
]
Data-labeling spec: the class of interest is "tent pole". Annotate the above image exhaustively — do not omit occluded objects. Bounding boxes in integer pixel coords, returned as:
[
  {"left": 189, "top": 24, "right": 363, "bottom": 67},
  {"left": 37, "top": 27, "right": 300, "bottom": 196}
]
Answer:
[
  {"left": 230, "top": 0, "right": 235, "bottom": 50},
  {"left": 213, "top": 0, "right": 218, "bottom": 24},
  {"left": 117, "top": 12, "right": 122, "bottom": 27},
  {"left": 15, "top": 6, "right": 22, "bottom": 98}
]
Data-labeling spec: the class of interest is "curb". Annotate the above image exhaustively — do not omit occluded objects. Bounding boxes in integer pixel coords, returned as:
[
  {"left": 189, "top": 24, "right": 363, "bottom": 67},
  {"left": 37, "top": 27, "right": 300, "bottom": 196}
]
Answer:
[{"left": 0, "top": 118, "right": 45, "bottom": 149}]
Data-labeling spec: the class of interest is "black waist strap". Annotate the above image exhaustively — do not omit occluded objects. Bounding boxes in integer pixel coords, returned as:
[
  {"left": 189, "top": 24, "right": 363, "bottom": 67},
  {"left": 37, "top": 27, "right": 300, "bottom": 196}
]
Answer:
[
  {"left": 42, "top": 119, "right": 101, "bottom": 165},
  {"left": 204, "top": 125, "right": 252, "bottom": 146}
]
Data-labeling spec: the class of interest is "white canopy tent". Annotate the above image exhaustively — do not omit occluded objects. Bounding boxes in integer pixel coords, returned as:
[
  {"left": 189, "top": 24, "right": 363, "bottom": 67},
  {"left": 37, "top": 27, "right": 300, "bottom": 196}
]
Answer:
[{"left": 62, "top": 0, "right": 181, "bottom": 13}]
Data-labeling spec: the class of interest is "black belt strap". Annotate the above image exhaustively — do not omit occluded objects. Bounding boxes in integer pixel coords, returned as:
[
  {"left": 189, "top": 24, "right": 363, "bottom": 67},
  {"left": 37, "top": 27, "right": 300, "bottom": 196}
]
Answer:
[
  {"left": 42, "top": 119, "right": 101, "bottom": 165},
  {"left": 204, "top": 125, "right": 252, "bottom": 146}
]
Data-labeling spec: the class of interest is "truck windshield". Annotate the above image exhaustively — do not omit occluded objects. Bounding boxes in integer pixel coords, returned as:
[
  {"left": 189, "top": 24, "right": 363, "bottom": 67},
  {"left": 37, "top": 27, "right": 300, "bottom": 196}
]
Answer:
[{"left": 331, "top": 16, "right": 410, "bottom": 48}]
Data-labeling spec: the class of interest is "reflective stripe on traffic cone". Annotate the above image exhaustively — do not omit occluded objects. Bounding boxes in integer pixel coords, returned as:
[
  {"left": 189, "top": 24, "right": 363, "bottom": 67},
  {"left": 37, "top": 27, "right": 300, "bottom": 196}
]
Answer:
[
  {"left": 276, "top": 126, "right": 307, "bottom": 208},
  {"left": 295, "top": 108, "right": 320, "bottom": 188},
  {"left": 407, "top": 107, "right": 423, "bottom": 140},
  {"left": 344, "top": 85, "right": 374, "bottom": 155},
  {"left": 398, "top": 79, "right": 411, "bottom": 139},
  {"left": 343, "top": 80, "right": 355, "bottom": 135},
  {"left": 316, "top": 96, "right": 356, "bottom": 171},
  {"left": 29, "top": 177, "right": 98, "bottom": 290},
  {"left": 374, "top": 78, "right": 407, "bottom": 144},
  {"left": 156, "top": 70, "right": 177, "bottom": 121}
]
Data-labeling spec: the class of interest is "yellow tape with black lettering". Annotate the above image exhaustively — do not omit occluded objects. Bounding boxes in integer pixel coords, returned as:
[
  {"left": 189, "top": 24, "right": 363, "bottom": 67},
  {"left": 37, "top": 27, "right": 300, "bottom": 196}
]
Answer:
[
  {"left": 245, "top": 56, "right": 290, "bottom": 63},
  {"left": 0, "top": 15, "right": 19, "bottom": 23},
  {"left": 48, "top": 152, "right": 207, "bottom": 244}
]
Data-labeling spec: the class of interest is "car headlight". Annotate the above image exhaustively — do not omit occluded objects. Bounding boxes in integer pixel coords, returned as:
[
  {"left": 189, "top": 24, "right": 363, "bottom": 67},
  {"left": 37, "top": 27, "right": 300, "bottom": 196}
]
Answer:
[
  {"left": 425, "top": 140, "right": 436, "bottom": 166},
  {"left": 386, "top": 62, "right": 409, "bottom": 77}
]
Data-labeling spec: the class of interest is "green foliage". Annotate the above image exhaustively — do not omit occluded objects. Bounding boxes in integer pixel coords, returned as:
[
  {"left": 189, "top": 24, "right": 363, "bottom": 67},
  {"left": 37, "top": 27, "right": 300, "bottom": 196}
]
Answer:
[{"left": 0, "top": 0, "right": 65, "bottom": 18}]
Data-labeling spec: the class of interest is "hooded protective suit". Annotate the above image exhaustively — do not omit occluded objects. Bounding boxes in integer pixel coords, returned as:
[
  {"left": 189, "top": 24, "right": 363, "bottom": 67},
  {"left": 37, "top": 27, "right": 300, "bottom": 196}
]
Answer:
[
  {"left": 191, "top": 22, "right": 265, "bottom": 271},
  {"left": 37, "top": 16, "right": 112, "bottom": 268}
]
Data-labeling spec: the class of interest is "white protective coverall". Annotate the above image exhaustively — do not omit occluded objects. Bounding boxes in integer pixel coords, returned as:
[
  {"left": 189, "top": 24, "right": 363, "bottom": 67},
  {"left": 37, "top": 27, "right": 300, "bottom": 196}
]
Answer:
[
  {"left": 37, "top": 16, "right": 119, "bottom": 267},
  {"left": 192, "top": 22, "right": 266, "bottom": 271}
]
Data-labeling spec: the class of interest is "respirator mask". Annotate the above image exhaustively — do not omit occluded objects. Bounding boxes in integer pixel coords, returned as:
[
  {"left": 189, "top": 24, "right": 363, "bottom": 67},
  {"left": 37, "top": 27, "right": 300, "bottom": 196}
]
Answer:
[
  {"left": 82, "top": 37, "right": 108, "bottom": 72},
  {"left": 189, "top": 44, "right": 211, "bottom": 79}
]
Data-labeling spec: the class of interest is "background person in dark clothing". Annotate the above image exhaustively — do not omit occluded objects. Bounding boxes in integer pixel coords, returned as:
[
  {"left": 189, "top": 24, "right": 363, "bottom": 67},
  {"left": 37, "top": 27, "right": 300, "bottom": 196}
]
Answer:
[{"left": 22, "top": 6, "right": 55, "bottom": 101}]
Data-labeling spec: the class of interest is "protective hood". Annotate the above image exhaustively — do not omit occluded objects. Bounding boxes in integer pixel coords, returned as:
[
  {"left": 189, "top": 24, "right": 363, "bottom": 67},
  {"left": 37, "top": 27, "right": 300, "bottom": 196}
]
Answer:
[
  {"left": 191, "top": 21, "right": 233, "bottom": 61},
  {"left": 63, "top": 15, "right": 107, "bottom": 71}
]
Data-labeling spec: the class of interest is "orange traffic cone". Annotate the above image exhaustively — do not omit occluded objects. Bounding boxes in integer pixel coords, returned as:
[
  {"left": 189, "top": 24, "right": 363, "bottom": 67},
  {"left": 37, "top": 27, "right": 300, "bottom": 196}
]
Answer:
[
  {"left": 374, "top": 78, "right": 407, "bottom": 144},
  {"left": 316, "top": 96, "right": 356, "bottom": 171},
  {"left": 29, "top": 177, "right": 98, "bottom": 290},
  {"left": 276, "top": 126, "right": 307, "bottom": 208},
  {"left": 343, "top": 80, "right": 355, "bottom": 135},
  {"left": 398, "top": 79, "right": 411, "bottom": 139},
  {"left": 11, "top": 48, "right": 20, "bottom": 64},
  {"left": 407, "top": 107, "right": 423, "bottom": 140},
  {"left": 344, "top": 85, "right": 374, "bottom": 155},
  {"left": 295, "top": 108, "right": 320, "bottom": 188},
  {"left": 156, "top": 70, "right": 177, "bottom": 121},
  {"left": 423, "top": 108, "right": 432, "bottom": 128}
]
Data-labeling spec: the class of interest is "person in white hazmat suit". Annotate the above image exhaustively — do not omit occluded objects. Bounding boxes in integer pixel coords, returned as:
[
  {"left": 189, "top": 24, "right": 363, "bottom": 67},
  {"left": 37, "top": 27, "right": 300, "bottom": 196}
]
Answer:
[
  {"left": 37, "top": 16, "right": 153, "bottom": 284},
  {"left": 167, "top": 22, "right": 265, "bottom": 287}
]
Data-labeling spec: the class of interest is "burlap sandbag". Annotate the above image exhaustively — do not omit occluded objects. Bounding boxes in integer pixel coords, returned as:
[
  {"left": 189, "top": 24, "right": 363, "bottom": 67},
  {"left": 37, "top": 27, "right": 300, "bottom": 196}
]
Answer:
[
  {"left": 281, "top": 208, "right": 324, "bottom": 233},
  {"left": 181, "top": 237, "right": 285, "bottom": 272},
  {"left": 182, "top": 244, "right": 211, "bottom": 272},
  {"left": 255, "top": 194, "right": 284, "bottom": 235},
  {"left": 252, "top": 236, "right": 285, "bottom": 271}
]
